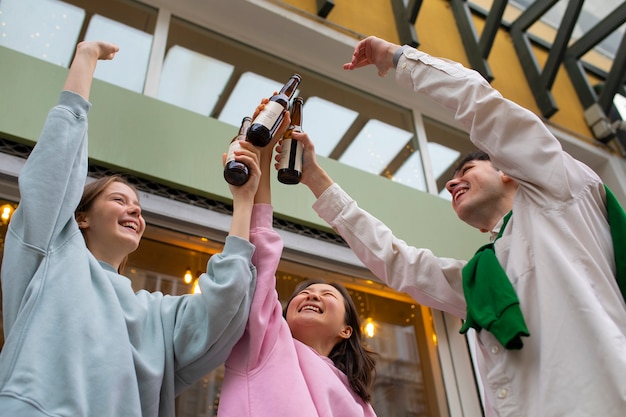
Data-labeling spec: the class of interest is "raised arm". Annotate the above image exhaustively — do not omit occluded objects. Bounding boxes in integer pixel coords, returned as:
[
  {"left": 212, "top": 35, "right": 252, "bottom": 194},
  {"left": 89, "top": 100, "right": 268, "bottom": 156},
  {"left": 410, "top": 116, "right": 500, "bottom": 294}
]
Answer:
[
  {"left": 226, "top": 142, "right": 261, "bottom": 240},
  {"left": 344, "top": 36, "right": 597, "bottom": 200},
  {"left": 16, "top": 41, "right": 119, "bottom": 246},
  {"left": 290, "top": 131, "right": 467, "bottom": 316},
  {"left": 343, "top": 36, "right": 400, "bottom": 77},
  {"left": 223, "top": 101, "right": 289, "bottom": 372},
  {"left": 64, "top": 41, "right": 119, "bottom": 100},
  {"left": 2, "top": 41, "right": 118, "bottom": 333},
  {"left": 288, "top": 130, "right": 334, "bottom": 198}
]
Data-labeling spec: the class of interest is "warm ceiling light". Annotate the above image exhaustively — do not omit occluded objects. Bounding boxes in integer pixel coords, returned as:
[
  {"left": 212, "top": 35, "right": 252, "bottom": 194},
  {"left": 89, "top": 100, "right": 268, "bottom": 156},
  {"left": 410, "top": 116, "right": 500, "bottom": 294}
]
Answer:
[
  {"left": 184, "top": 267, "right": 193, "bottom": 284},
  {"left": 364, "top": 317, "right": 375, "bottom": 338},
  {"left": 192, "top": 279, "right": 202, "bottom": 294},
  {"left": 1, "top": 203, "right": 15, "bottom": 224}
]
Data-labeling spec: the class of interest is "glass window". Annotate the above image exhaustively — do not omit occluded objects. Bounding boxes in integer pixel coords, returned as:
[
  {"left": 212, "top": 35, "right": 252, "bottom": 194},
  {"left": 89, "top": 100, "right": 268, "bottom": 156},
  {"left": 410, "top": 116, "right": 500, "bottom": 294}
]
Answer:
[
  {"left": 0, "top": 0, "right": 156, "bottom": 91},
  {"left": 163, "top": 15, "right": 431, "bottom": 191},
  {"left": 218, "top": 72, "right": 290, "bottom": 127},
  {"left": 339, "top": 120, "right": 413, "bottom": 175},
  {"left": 158, "top": 45, "right": 235, "bottom": 116},
  {"left": 509, "top": 0, "right": 624, "bottom": 59},
  {"left": 0, "top": 0, "right": 84, "bottom": 66},
  {"left": 420, "top": 116, "right": 474, "bottom": 197},
  {"left": 84, "top": 14, "right": 152, "bottom": 93},
  {"left": 302, "top": 96, "right": 359, "bottom": 157},
  {"left": 392, "top": 150, "right": 428, "bottom": 191}
]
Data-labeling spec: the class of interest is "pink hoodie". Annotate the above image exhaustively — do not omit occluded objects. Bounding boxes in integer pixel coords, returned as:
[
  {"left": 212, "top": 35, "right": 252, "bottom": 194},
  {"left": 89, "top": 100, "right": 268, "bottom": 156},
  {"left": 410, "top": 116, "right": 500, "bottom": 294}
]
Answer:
[{"left": 218, "top": 204, "right": 376, "bottom": 417}]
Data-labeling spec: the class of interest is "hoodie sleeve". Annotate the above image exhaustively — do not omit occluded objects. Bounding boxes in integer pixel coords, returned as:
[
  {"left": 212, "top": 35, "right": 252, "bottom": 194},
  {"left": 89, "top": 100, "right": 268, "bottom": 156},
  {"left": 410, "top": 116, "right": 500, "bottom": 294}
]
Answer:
[
  {"left": 170, "top": 234, "right": 257, "bottom": 392},
  {"left": 225, "top": 203, "right": 285, "bottom": 372},
  {"left": 13, "top": 91, "right": 90, "bottom": 249},
  {"left": 2, "top": 91, "right": 90, "bottom": 333}
]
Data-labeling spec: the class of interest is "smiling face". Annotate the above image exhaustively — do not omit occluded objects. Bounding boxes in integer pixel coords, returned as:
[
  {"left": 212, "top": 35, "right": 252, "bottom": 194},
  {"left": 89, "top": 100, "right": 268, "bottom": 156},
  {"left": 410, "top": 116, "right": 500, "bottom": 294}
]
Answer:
[
  {"left": 285, "top": 282, "right": 353, "bottom": 356},
  {"left": 445, "top": 157, "right": 517, "bottom": 232},
  {"left": 76, "top": 180, "right": 145, "bottom": 269}
]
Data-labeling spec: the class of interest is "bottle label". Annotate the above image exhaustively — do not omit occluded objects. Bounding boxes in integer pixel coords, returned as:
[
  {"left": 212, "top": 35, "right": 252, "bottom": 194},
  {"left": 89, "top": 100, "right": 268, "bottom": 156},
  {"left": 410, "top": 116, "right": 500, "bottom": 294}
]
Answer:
[
  {"left": 225, "top": 140, "right": 243, "bottom": 164},
  {"left": 253, "top": 101, "right": 283, "bottom": 129},
  {"left": 278, "top": 137, "right": 303, "bottom": 171}
]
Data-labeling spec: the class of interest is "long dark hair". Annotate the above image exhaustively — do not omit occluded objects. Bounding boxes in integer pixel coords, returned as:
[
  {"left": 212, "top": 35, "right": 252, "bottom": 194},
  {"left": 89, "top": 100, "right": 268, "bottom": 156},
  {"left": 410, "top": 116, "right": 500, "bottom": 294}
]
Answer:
[
  {"left": 75, "top": 175, "right": 140, "bottom": 273},
  {"left": 284, "top": 279, "right": 377, "bottom": 402}
]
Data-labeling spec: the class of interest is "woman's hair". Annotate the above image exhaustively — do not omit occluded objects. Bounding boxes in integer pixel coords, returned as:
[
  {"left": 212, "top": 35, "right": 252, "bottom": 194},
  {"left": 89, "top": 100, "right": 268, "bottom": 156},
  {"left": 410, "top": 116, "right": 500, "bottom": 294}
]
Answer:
[
  {"left": 76, "top": 175, "right": 138, "bottom": 214},
  {"left": 75, "top": 175, "right": 140, "bottom": 273},
  {"left": 283, "top": 279, "right": 377, "bottom": 402}
]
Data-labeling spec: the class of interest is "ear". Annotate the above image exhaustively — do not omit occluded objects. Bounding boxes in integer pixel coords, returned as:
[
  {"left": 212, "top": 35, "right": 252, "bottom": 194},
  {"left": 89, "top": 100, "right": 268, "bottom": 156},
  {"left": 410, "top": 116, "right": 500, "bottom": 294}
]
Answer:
[
  {"left": 75, "top": 211, "right": 89, "bottom": 230},
  {"left": 500, "top": 171, "right": 515, "bottom": 184},
  {"left": 339, "top": 325, "right": 353, "bottom": 340}
]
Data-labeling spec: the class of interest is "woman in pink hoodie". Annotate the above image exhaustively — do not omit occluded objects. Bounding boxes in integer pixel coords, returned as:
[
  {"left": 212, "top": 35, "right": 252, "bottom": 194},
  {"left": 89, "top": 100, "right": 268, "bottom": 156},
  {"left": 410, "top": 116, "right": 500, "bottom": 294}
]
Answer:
[{"left": 218, "top": 100, "right": 377, "bottom": 417}]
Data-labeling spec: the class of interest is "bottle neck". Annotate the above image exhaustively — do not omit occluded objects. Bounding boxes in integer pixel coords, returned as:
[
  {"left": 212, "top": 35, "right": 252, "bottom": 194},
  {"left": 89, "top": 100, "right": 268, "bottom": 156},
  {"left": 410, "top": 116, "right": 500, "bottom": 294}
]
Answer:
[
  {"left": 290, "top": 99, "right": 303, "bottom": 128},
  {"left": 280, "top": 76, "right": 301, "bottom": 98},
  {"left": 239, "top": 117, "right": 251, "bottom": 136}
]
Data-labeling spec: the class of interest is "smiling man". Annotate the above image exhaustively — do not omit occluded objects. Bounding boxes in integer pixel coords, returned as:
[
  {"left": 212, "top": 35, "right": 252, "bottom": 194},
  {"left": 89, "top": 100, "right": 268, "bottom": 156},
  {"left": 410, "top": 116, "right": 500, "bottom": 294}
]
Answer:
[
  {"left": 288, "top": 36, "right": 626, "bottom": 417},
  {"left": 446, "top": 150, "right": 517, "bottom": 233}
]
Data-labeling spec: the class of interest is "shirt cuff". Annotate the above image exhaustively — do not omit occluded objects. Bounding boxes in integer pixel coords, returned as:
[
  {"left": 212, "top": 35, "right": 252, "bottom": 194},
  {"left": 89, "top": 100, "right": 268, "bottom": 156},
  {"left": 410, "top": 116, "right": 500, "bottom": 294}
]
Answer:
[{"left": 393, "top": 45, "right": 413, "bottom": 68}]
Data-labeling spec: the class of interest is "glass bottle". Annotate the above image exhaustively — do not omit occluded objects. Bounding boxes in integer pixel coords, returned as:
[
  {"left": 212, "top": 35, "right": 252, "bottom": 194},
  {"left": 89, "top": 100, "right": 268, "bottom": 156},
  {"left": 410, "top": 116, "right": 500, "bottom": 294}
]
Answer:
[
  {"left": 224, "top": 116, "right": 252, "bottom": 186},
  {"left": 277, "top": 97, "right": 304, "bottom": 184},
  {"left": 247, "top": 73, "right": 302, "bottom": 147}
]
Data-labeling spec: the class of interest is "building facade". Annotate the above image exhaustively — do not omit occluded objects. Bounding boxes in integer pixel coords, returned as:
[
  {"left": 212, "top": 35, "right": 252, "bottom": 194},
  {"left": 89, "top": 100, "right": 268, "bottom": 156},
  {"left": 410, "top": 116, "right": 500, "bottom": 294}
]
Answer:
[{"left": 1, "top": 1, "right": 625, "bottom": 416}]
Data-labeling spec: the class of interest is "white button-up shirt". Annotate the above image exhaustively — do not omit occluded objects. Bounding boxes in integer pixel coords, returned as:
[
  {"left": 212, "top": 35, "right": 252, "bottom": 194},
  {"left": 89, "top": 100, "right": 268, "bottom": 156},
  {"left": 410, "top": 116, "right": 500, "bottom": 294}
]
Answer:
[{"left": 313, "top": 48, "right": 626, "bottom": 417}]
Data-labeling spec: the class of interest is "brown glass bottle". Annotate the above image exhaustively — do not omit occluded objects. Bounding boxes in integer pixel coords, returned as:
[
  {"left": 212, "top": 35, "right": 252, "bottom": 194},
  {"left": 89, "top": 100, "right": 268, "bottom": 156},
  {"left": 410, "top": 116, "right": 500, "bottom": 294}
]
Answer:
[
  {"left": 224, "top": 116, "right": 252, "bottom": 186},
  {"left": 277, "top": 97, "right": 304, "bottom": 184},
  {"left": 247, "top": 74, "right": 302, "bottom": 147}
]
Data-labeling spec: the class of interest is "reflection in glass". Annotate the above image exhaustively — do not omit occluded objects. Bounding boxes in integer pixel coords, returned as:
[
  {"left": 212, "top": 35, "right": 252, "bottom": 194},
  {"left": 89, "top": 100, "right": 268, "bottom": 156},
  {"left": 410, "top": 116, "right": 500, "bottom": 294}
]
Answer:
[
  {"left": 303, "top": 97, "right": 359, "bottom": 157},
  {"left": 0, "top": 0, "right": 84, "bottom": 66},
  {"left": 429, "top": 142, "right": 461, "bottom": 181},
  {"left": 85, "top": 15, "right": 153, "bottom": 93},
  {"left": 219, "top": 72, "right": 288, "bottom": 127},
  {"left": 340, "top": 120, "right": 413, "bottom": 175},
  {"left": 158, "top": 45, "right": 234, "bottom": 116},
  {"left": 392, "top": 151, "right": 427, "bottom": 191},
  {"left": 369, "top": 323, "right": 428, "bottom": 416}
]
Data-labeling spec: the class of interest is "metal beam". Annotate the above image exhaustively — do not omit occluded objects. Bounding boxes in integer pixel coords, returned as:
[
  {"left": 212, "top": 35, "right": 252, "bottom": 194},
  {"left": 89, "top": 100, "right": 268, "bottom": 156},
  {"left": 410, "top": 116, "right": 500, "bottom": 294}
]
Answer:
[
  {"left": 477, "top": 0, "right": 508, "bottom": 59},
  {"left": 316, "top": 0, "right": 334, "bottom": 18},
  {"left": 599, "top": 31, "right": 626, "bottom": 112},
  {"left": 449, "top": 0, "right": 509, "bottom": 81},
  {"left": 509, "top": 0, "right": 564, "bottom": 117},
  {"left": 391, "top": 0, "right": 422, "bottom": 47},
  {"left": 539, "top": 0, "right": 584, "bottom": 91},
  {"left": 565, "top": 2, "right": 626, "bottom": 111}
]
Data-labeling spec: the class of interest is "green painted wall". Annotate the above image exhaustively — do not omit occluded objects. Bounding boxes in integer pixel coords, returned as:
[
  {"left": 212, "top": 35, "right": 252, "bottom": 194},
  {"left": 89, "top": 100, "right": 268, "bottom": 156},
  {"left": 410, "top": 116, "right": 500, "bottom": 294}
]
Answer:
[{"left": 0, "top": 46, "right": 485, "bottom": 259}]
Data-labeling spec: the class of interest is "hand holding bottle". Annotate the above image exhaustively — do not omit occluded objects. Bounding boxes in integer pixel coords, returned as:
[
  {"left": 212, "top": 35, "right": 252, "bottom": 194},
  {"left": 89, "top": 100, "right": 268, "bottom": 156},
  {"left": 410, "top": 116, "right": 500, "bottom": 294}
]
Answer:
[
  {"left": 247, "top": 74, "right": 301, "bottom": 147},
  {"left": 277, "top": 97, "right": 304, "bottom": 184},
  {"left": 223, "top": 138, "right": 262, "bottom": 199},
  {"left": 251, "top": 98, "right": 290, "bottom": 205},
  {"left": 276, "top": 130, "right": 334, "bottom": 198},
  {"left": 224, "top": 117, "right": 253, "bottom": 185}
]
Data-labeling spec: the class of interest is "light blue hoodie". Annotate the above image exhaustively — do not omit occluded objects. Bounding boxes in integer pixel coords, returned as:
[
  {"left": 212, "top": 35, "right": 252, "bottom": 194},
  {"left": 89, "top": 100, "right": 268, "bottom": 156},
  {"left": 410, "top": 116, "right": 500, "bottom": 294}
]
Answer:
[{"left": 0, "top": 91, "right": 256, "bottom": 417}]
